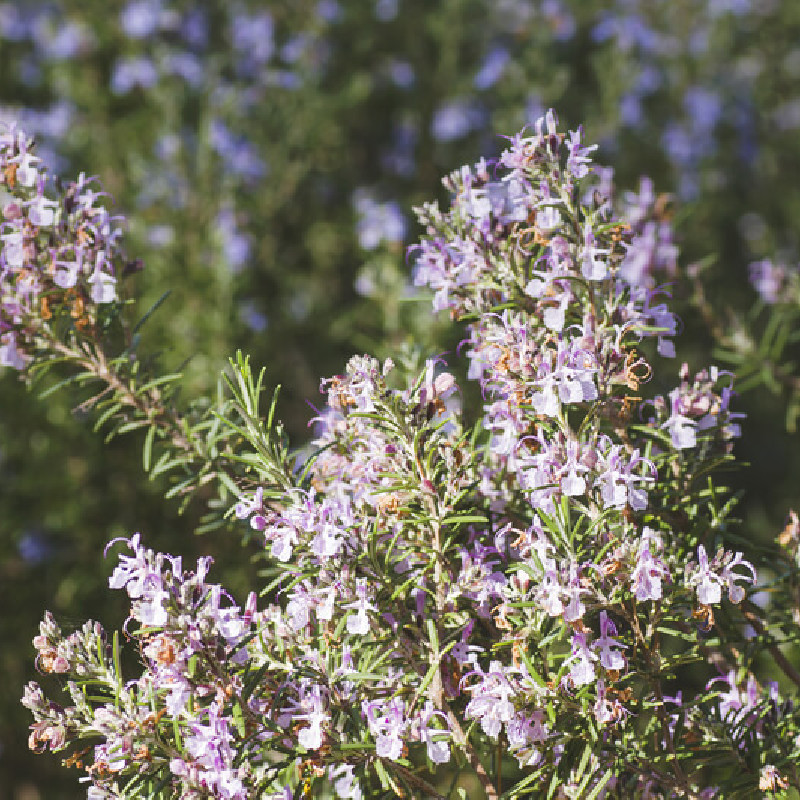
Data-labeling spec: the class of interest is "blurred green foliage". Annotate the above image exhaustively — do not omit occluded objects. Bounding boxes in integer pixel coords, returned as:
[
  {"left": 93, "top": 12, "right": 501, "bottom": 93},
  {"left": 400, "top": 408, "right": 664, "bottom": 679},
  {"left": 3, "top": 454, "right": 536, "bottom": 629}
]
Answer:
[{"left": 1, "top": 0, "right": 800, "bottom": 796}]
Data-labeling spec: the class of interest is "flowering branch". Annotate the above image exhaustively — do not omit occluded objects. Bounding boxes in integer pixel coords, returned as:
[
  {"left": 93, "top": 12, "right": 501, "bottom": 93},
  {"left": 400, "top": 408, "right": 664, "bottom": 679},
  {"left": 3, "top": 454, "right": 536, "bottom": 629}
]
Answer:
[{"left": 18, "top": 112, "right": 799, "bottom": 798}]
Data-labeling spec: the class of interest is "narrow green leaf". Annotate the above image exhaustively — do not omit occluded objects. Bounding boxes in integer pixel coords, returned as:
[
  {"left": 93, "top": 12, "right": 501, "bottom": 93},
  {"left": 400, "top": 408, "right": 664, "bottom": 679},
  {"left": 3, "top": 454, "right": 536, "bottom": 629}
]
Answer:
[
  {"left": 441, "top": 514, "right": 488, "bottom": 526},
  {"left": 132, "top": 290, "right": 171, "bottom": 336},
  {"left": 267, "top": 384, "right": 281, "bottom": 431},
  {"left": 232, "top": 700, "right": 246, "bottom": 737},
  {"left": 136, "top": 373, "right": 183, "bottom": 394},
  {"left": 586, "top": 768, "right": 614, "bottom": 800},
  {"left": 93, "top": 401, "right": 123, "bottom": 433},
  {"left": 165, "top": 476, "right": 196, "bottom": 499},
  {"left": 143, "top": 424, "right": 156, "bottom": 473},
  {"left": 37, "top": 372, "right": 83, "bottom": 400},
  {"left": 116, "top": 420, "right": 151, "bottom": 435}
]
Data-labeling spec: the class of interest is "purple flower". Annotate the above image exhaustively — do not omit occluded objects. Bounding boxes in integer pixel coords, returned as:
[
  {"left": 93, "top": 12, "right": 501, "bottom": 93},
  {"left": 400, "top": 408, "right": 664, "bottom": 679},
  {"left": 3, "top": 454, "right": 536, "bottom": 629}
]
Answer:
[
  {"left": 328, "top": 765, "right": 362, "bottom": 799},
  {"left": 686, "top": 545, "right": 756, "bottom": 607},
  {"left": 316, "top": 1, "right": 342, "bottom": 23},
  {"left": 293, "top": 683, "right": 330, "bottom": 751},
  {"left": 216, "top": 208, "right": 252, "bottom": 271},
  {"left": 110, "top": 56, "right": 158, "bottom": 94},
  {"left": 180, "top": 9, "right": 207, "bottom": 47},
  {"left": 631, "top": 529, "right": 669, "bottom": 602},
  {"left": 580, "top": 222, "right": 611, "bottom": 281},
  {"left": 684, "top": 86, "right": 722, "bottom": 137},
  {"left": 107, "top": 533, "right": 160, "bottom": 598},
  {"left": 463, "top": 661, "right": 517, "bottom": 739},
  {"left": 344, "top": 579, "right": 376, "bottom": 636},
  {"left": 749, "top": 259, "right": 788, "bottom": 304},
  {"left": 689, "top": 545, "right": 724, "bottom": 605},
  {"left": 353, "top": 191, "right": 406, "bottom": 250},
  {"left": 374, "top": 0, "right": 398, "bottom": 22},
  {"left": 474, "top": 46, "right": 510, "bottom": 91},
  {"left": 415, "top": 703, "right": 451, "bottom": 764},
  {"left": 88, "top": 258, "right": 117, "bottom": 303},
  {"left": 594, "top": 612, "right": 626, "bottom": 671},
  {"left": 485, "top": 178, "right": 529, "bottom": 224},
  {"left": 432, "top": 100, "right": 480, "bottom": 142},
  {"left": 0, "top": 332, "right": 28, "bottom": 369},
  {"left": 593, "top": 437, "right": 655, "bottom": 512},
  {"left": 565, "top": 127, "right": 597, "bottom": 179},
  {"left": 387, "top": 59, "right": 415, "bottom": 89},
  {"left": 120, "top": 0, "right": 162, "bottom": 39},
  {"left": 209, "top": 122, "right": 267, "bottom": 182},
  {"left": 720, "top": 552, "right": 756, "bottom": 604},
  {"left": 231, "top": 11, "right": 274, "bottom": 65},
  {"left": 166, "top": 52, "right": 204, "bottom": 87},
  {"left": 706, "top": 670, "right": 766, "bottom": 724},
  {"left": 172, "top": 708, "right": 246, "bottom": 799},
  {"left": 593, "top": 679, "right": 613, "bottom": 724},
  {"left": 234, "top": 486, "right": 264, "bottom": 520},
  {"left": 506, "top": 709, "right": 548, "bottom": 766},
  {"left": 567, "top": 630, "right": 597, "bottom": 687},
  {"left": 364, "top": 697, "right": 408, "bottom": 759}
]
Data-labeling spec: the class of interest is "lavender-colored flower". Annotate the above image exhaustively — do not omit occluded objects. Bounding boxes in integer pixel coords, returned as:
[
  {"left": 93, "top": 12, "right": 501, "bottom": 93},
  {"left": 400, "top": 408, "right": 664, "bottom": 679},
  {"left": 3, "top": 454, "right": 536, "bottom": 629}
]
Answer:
[
  {"left": 463, "top": 661, "right": 517, "bottom": 739},
  {"left": 593, "top": 437, "right": 655, "bottom": 512},
  {"left": 474, "top": 46, "right": 510, "bottom": 91},
  {"left": 316, "top": 0, "right": 342, "bottom": 23},
  {"left": 374, "top": 0, "right": 399, "bottom": 22},
  {"left": 567, "top": 630, "right": 597, "bottom": 687},
  {"left": 216, "top": 207, "right": 252, "bottom": 271},
  {"left": 344, "top": 579, "right": 376, "bottom": 636},
  {"left": 688, "top": 545, "right": 724, "bottom": 605},
  {"left": 294, "top": 683, "right": 330, "bottom": 751},
  {"left": 33, "top": 17, "right": 91, "bottom": 60},
  {"left": 173, "top": 707, "right": 246, "bottom": 799},
  {"left": 706, "top": 669, "right": 776, "bottom": 735},
  {"left": 594, "top": 612, "right": 626, "bottom": 671},
  {"left": 119, "top": 0, "right": 163, "bottom": 39},
  {"left": 657, "top": 364, "right": 744, "bottom": 449},
  {"left": 234, "top": 486, "right": 265, "bottom": 521},
  {"left": 749, "top": 259, "right": 788, "bottom": 304},
  {"left": 231, "top": 11, "right": 274, "bottom": 65},
  {"left": 485, "top": 177, "right": 529, "bottom": 224},
  {"left": 720, "top": 551, "right": 757, "bottom": 604},
  {"left": 166, "top": 52, "right": 204, "bottom": 87},
  {"left": 580, "top": 221, "right": 611, "bottom": 281},
  {"left": 687, "top": 545, "right": 755, "bottom": 608},
  {"left": 364, "top": 696, "right": 408, "bottom": 759},
  {"left": 329, "top": 764, "right": 363, "bottom": 799},
  {"left": 110, "top": 56, "right": 158, "bottom": 94},
  {"left": 0, "top": 332, "right": 28, "bottom": 369},
  {"left": 107, "top": 533, "right": 164, "bottom": 600},
  {"left": 353, "top": 191, "right": 406, "bottom": 250},
  {"left": 684, "top": 86, "right": 722, "bottom": 137},
  {"left": 506, "top": 709, "right": 549, "bottom": 766},
  {"left": 415, "top": 703, "right": 451, "bottom": 764},
  {"left": 285, "top": 584, "right": 314, "bottom": 631},
  {"left": 180, "top": 8, "right": 207, "bottom": 47},
  {"left": 631, "top": 529, "right": 669, "bottom": 602},
  {"left": 88, "top": 260, "right": 117, "bottom": 304},
  {"left": 209, "top": 121, "right": 267, "bottom": 182},
  {"left": 432, "top": 100, "right": 480, "bottom": 142},
  {"left": 565, "top": 126, "right": 597, "bottom": 180}
]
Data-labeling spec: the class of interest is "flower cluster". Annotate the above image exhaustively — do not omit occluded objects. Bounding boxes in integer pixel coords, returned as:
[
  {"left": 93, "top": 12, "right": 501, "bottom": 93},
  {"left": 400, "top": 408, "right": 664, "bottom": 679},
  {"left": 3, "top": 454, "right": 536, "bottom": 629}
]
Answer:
[
  {"left": 0, "top": 123, "right": 125, "bottom": 368},
  {"left": 647, "top": 363, "right": 744, "bottom": 452},
  {"left": 24, "top": 534, "right": 259, "bottom": 799},
  {"left": 24, "top": 112, "right": 791, "bottom": 800},
  {"left": 748, "top": 258, "right": 800, "bottom": 306}
]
